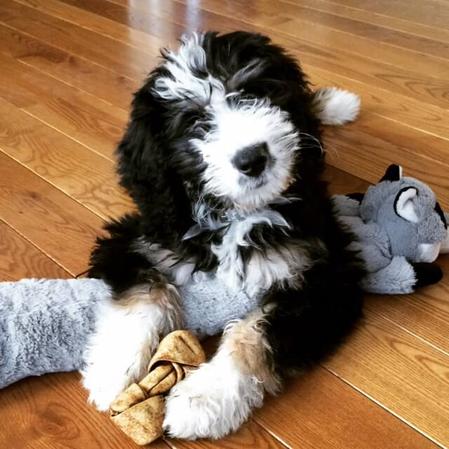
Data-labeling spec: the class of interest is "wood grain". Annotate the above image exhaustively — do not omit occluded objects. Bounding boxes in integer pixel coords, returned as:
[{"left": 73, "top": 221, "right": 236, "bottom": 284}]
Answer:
[
  {"left": 325, "top": 312, "right": 449, "bottom": 446},
  {"left": 0, "top": 373, "right": 171, "bottom": 449},
  {"left": 332, "top": 0, "right": 449, "bottom": 30},
  {"left": 0, "top": 152, "right": 102, "bottom": 275},
  {"left": 0, "top": 97, "right": 133, "bottom": 219},
  {"left": 282, "top": 0, "right": 449, "bottom": 45},
  {"left": 58, "top": 0, "right": 185, "bottom": 44},
  {"left": 16, "top": 0, "right": 165, "bottom": 53},
  {"left": 185, "top": 0, "right": 449, "bottom": 71},
  {"left": 255, "top": 367, "right": 438, "bottom": 449},
  {"left": 169, "top": 0, "right": 449, "bottom": 110},
  {"left": 168, "top": 421, "right": 288, "bottom": 449},
  {"left": 306, "top": 64, "right": 449, "bottom": 142},
  {"left": 0, "top": 221, "right": 70, "bottom": 280},
  {"left": 0, "top": 1, "right": 153, "bottom": 82},
  {"left": 323, "top": 120, "right": 449, "bottom": 209},
  {"left": 0, "top": 35, "right": 127, "bottom": 159},
  {"left": 0, "top": 0, "right": 449, "bottom": 448},
  {"left": 0, "top": 22, "right": 139, "bottom": 109}
]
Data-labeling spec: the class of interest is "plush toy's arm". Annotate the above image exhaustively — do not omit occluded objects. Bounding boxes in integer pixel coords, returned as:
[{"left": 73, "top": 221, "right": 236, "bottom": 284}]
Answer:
[
  {"left": 338, "top": 215, "right": 394, "bottom": 274},
  {"left": 361, "top": 256, "right": 442, "bottom": 294},
  {"left": 332, "top": 194, "right": 362, "bottom": 217},
  {"left": 339, "top": 213, "right": 443, "bottom": 294}
]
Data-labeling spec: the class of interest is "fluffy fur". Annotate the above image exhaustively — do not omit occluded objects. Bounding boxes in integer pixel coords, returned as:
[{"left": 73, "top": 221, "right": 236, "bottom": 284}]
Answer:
[
  {"left": 86, "top": 31, "right": 365, "bottom": 439},
  {"left": 313, "top": 87, "right": 361, "bottom": 125}
]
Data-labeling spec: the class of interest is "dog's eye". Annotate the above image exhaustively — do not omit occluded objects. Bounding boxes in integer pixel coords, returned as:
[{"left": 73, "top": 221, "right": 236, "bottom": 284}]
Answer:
[{"left": 165, "top": 108, "right": 204, "bottom": 138}]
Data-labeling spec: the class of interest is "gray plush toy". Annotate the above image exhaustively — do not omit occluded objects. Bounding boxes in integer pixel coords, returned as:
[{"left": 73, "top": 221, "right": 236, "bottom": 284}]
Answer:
[
  {"left": 0, "top": 276, "right": 258, "bottom": 389},
  {"left": 333, "top": 164, "right": 449, "bottom": 294}
]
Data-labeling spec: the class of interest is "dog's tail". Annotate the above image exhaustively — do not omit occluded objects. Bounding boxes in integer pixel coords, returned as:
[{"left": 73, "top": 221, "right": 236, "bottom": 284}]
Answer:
[{"left": 312, "top": 87, "right": 361, "bottom": 126}]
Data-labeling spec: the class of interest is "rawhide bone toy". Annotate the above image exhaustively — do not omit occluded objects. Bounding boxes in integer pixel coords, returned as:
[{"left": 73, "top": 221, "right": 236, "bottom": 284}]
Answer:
[{"left": 109, "top": 330, "right": 206, "bottom": 445}]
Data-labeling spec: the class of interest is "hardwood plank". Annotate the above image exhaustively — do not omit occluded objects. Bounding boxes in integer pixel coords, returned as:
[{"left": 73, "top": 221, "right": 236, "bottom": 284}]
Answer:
[
  {"left": 305, "top": 64, "right": 449, "bottom": 142},
  {"left": 254, "top": 367, "right": 438, "bottom": 449},
  {"left": 19, "top": 0, "right": 447, "bottom": 152},
  {"left": 323, "top": 118, "right": 449, "bottom": 209},
  {"left": 168, "top": 421, "right": 288, "bottom": 449},
  {"left": 0, "top": 221, "right": 70, "bottom": 280},
  {"left": 164, "top": 0, "right": 449, "bottom": 111},
  {"left": 365, "top": 285, "right": 449, "bottom": 358},
  {"left": 0, "top": 97, "right": 133, "bottom": 219},
  {"left": 0, "top": 22, "right": 138, "bottom": 109},
  {"left": 264, "top": 1, "right": 449, "bottom": 64},
  {"left": 283, "top": 0, "right": 449, "bottom": 45},
  {"left": 0, "top": 373, "right": 172, "bottom": 449},
  {"left": 0, "top": 152, "right": 102, "bottom": 275},
  {"left": 16, "top": 0, "right": 166, "bottom": 53},
  {"left": 325, "top": 312, "right": 449, "bottom": 447},
  {"left": 182, "top": 0, "right": 449, "bottom": 70},
  {"left": 0, "top": 0, "right": 154, "bottom": 82},
  {"left": 45, "top": 0, "right": 448, "bottom": 114},
  {"left": 0, "top": 51, "right": 126, "bottom": 160},
  {"left": 332, "top": 0, "right": 449, "bottom": 30},
  {"left": 60, "top": 0, "right": 186, "bottom": 42}
]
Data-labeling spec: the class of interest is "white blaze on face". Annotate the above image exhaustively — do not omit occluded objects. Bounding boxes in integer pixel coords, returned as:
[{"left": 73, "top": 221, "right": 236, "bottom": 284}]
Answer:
[{"left": 193, "top": 98, "right": 300, "bottom": 210}]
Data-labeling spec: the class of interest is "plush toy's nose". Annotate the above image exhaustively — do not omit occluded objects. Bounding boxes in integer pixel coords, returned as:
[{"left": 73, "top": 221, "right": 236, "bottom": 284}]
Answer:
[{"left": 232, "top": 143, "right": 270, "bottom": 177}]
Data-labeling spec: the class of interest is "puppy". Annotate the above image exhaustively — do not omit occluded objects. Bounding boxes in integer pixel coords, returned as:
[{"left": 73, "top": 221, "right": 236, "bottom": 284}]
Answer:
[{"left": 83, "top": 31, "right": 364, "bottom": 439}]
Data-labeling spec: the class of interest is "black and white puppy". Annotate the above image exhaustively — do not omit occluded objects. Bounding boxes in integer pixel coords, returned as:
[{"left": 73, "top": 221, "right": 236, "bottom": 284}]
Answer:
[{"left": 83, "top": 31, "right": 365, "bottom": 439}]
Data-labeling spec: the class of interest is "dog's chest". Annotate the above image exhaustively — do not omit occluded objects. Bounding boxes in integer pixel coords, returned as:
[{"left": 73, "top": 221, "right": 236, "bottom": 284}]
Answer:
[{"left": 210, "top": 212, "right": 309, "bottom": 296}]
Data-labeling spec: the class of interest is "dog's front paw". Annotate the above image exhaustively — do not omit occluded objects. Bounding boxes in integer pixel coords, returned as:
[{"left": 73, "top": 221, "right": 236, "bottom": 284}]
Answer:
[
  {"left": 163, "top": 354, "right": 264, "bottom": 440},
  {"left": 81, "top": 364, "right": 134, "bottom": 411}
]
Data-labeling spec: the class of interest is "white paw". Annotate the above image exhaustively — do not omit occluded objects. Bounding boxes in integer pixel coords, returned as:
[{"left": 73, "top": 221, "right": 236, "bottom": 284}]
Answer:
[
  {"left": 163, "top": 352, "right": 264, "bottom": 439},
  {"left": 81, "top": 364, "right": 136, "bottom": 411}
]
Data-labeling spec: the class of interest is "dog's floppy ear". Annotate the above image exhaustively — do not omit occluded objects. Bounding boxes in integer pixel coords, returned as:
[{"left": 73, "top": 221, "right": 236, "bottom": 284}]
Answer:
[
  {"left": 380, "top": 164, "right": 402, "bottom": 182},
  {"left": 394, "top": 187, "right": 419, "bottom": 222},
  {"left": 116, "top": 75, "right": 191, "bottom": 239}
]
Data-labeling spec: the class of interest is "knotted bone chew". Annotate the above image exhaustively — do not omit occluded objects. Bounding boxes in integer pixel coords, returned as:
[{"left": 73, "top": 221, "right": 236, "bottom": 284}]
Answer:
[{"left": 109, "top": 330, "right": 206, "bottom": 445}]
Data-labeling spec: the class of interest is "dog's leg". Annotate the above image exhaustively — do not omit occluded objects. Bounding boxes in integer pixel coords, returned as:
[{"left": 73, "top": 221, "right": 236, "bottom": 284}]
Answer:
[
  {"left": 82, "top": 281, "right": 183, "bottom": 411},
  {"left": 163, "top": 308, "right": 280, "bottom": 440}
]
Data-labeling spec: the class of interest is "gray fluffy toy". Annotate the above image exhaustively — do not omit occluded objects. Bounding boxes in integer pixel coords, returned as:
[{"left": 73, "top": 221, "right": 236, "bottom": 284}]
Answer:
[
  {"left": 333, "top": 164, "right": 449, "bottom": 294},
  {"left": 1, "top": 164, "right": 447, "bottom": 388},
  {"left": 0, "top": 276, "right": 258, "bottom": 389}
]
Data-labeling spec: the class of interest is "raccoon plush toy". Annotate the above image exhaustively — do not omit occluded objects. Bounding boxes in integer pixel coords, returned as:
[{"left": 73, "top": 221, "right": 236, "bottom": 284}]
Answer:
[{"left": 333, "top": 164, "right": 449, "bottom": 294}]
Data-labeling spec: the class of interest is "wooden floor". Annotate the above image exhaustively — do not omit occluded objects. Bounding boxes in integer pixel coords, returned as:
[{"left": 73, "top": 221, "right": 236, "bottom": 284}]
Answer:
[{"left": 0, "top": 0, "right": 448, "bottom": 448}]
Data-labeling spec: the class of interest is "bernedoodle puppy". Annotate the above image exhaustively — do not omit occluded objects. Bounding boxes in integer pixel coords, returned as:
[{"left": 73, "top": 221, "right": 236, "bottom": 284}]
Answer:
[{"left": 84, "top": 31, "right": 364, "bottom": 439}]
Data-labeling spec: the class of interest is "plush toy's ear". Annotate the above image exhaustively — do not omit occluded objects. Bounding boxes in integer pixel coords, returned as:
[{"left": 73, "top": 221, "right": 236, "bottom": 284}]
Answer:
[
  {"left": 394, "top": 187, "right": 419, "bottom": 222},
  {"left": 380, "top": 164, "right": 402, "bottom": 182}
]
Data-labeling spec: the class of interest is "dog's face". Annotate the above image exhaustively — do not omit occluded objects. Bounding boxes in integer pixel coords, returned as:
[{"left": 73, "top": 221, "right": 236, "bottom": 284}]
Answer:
[{"left": 152, "top": 33, "right": 306, "bottom": 211}]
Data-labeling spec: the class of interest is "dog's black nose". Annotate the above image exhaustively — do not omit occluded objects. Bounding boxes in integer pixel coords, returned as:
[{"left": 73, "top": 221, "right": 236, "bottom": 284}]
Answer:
[{"left": 232, "top": 143, "right": 269, "bottom": 177}]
